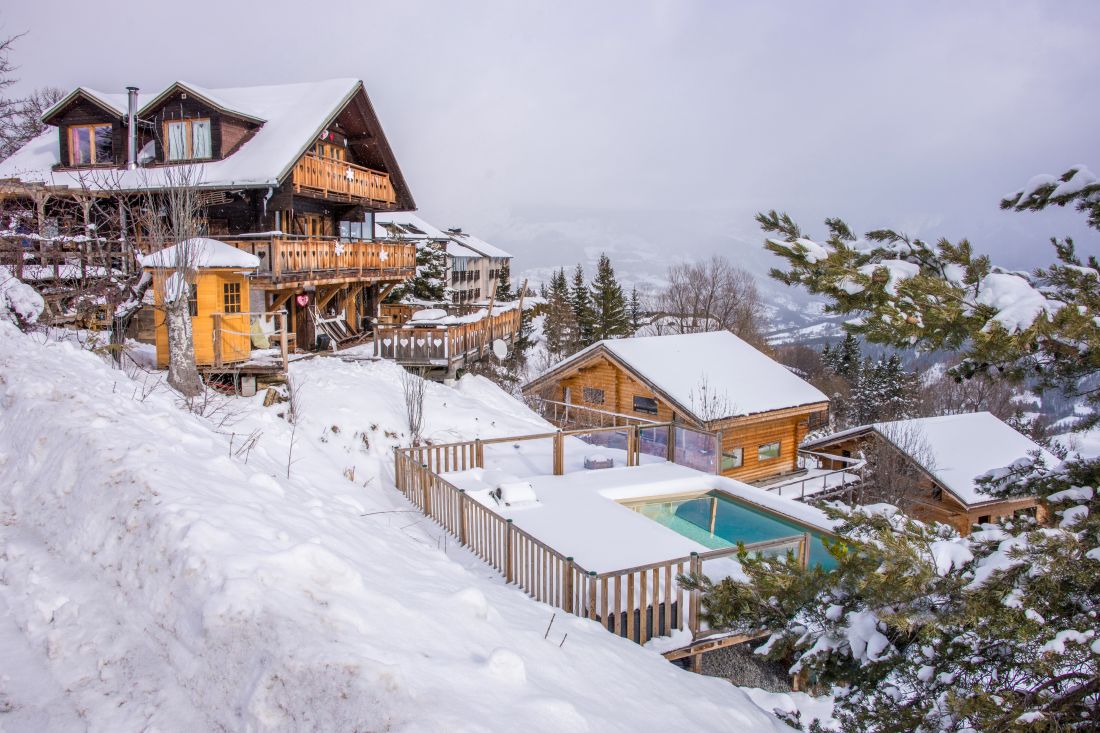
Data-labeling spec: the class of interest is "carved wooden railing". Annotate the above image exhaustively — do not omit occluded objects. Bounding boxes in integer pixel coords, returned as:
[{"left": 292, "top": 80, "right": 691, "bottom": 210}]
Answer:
[
  {"left": 292, "top": 154, "right": 397, "bottom": 203},
  {"left": 374, "top": 306, "right": 523, "bottom": 368},
  {"left": 223, "top": 236, "right": 415, "bottom": 282}
]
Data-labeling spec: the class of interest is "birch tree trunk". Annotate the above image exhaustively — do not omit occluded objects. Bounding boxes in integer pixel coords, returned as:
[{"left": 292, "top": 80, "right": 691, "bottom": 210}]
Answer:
[{"left": 164, "top": 293, "right": 202, "bottom": 396}]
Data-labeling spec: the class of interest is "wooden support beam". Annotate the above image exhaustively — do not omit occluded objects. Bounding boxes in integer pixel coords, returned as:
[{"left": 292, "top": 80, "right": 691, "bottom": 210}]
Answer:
[
  {"left": 316, "top": 285, "right": 342, "bottom": 311},
  {"left": 267, "top": 291, "right": 293, "bottom": 314}
]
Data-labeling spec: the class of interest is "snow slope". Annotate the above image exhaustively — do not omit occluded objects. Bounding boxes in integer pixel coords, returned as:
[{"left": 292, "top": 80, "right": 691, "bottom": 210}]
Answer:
[{"left": 0, "top": 323, "right": 791, "bottom": 732}]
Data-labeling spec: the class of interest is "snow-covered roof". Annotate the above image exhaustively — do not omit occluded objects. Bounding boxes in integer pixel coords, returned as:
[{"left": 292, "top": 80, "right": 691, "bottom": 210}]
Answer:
[
  {"left": 140, "top": 238, "right": 260, "bottom": 270},
  {"left": 41, "top": 87, "right": 129, "bottom": 120},
  {"left": 0, "top": 79, "right": 371, "bottom": 192},
  {"left": 804, "top": 412, "right": 1058, "bottom": 506},
  {"left": 374, "top": 212, "right": 512, "bottom": 260},
  {"left": 529, "top": 331, "right": 828, "bottom": 423}
]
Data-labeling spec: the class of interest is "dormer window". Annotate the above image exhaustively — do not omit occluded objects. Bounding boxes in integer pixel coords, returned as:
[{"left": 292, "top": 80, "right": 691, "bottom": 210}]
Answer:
[
  {"left": 69, "top": 124, "right": 112, "bottom": 166},
  {"left": 166, "top": 118, "right": 212, "bottom": 161}
]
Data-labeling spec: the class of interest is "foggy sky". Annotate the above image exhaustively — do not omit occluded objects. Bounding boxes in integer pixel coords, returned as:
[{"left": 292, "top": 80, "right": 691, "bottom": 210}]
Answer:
[{"left": 5, "top": 1, "right": 1099, "bottom": 287}]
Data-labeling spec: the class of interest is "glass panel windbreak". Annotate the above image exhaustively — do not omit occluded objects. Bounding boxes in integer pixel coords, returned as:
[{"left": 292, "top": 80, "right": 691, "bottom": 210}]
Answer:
[
  {"left": 637, "top": 425, "right": 669, "bottom": 462},
  {"left": 672, "top": 426, "right": 717, "bottom": 473},
  {"left": 568, "top": 428, "right": 630, "bottom": 470}
]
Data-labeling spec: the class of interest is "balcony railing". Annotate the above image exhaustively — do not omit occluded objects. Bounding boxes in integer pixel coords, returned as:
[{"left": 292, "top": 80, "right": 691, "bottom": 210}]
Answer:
[
  {"left": 291, "top": 154, "right": 397, "bottom": 204},
  {"left": 222, "top": 235, "right": 415, "bottom": 283}
]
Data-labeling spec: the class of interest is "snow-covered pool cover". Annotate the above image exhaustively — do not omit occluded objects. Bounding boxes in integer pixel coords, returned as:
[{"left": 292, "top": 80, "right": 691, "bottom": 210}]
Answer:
[
  {"left": 554, "top": 331, "right": 828, "bottom": 421},
  {"left": 807, "top": 411, "right": 1058, "bottom": 505},
  {"left": 140, "top": 238, "right": 261, "bottom": 270},
  {"left": 447, "top": 461, "right": 834, "bottom": 573}
]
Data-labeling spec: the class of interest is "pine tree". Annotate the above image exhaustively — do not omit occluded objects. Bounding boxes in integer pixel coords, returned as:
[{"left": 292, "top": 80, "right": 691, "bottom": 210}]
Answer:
[
  {"left": 569, "top": 263, "right": 595, "bottom": 349},
  {"left": 628, "top": 286, "right": 642, "bottom": 332},
  {"left": 589, "top": 253, "right": 632, "bottom": 341},
  {"left": 495, "top": 260, "right": 514, "bottom": 301},
  {"left": 544, "top": 268, "right": 576, "bottom": 359},
  {"left": 393, "top": 241, "right": 448, "bottom": 302}
]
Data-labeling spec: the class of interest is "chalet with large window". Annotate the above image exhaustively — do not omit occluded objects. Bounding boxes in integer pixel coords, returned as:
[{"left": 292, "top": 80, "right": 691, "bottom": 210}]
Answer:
[
  {"left": 0, "top": 78, "right": 418, "bottom": 365},
  {"left": 374, "top": 213, "right": 513, "bottom": 304},
  {"left": 802, "top": 412, "right": 1055, "bottom": 535},
  {"left": 522, "top": 331, "right": 830, "bottom": 484}
]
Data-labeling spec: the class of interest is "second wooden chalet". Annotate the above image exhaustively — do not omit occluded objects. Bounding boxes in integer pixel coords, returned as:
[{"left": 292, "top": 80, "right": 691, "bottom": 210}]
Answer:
[
  {"left": 802, "top": 412, "right": 1055, "bottom": 535},
  {"left": 523, "top": 331, "right": 830, "bottom": 483},
  {"left": 0, "top": 78, "right": 418, "bottom": 358}
]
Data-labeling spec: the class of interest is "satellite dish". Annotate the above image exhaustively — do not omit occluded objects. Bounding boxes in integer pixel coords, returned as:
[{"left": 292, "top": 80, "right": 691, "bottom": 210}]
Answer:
[{"left": 492, "top": 339, "right": 509, "bottom": 360}]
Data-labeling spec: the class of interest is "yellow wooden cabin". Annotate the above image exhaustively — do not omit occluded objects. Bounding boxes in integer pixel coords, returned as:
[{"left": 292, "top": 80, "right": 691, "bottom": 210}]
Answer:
[{"left": 142, "top": 238, "right": 261, "bottom": 369}]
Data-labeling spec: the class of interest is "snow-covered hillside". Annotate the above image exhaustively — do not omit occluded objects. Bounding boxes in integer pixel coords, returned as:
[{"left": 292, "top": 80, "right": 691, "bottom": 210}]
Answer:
[{"left": 0, "top": 322, "right": 793, "bottom": 731}]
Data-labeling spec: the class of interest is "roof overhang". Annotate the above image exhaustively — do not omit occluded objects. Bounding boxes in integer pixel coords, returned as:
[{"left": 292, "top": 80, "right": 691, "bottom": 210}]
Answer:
[
  {"left": 138, "top": 82, "right": 267, "bottom": 125},
  {"left": 41, "top": 87, "right": 126, "bottom": 126}
]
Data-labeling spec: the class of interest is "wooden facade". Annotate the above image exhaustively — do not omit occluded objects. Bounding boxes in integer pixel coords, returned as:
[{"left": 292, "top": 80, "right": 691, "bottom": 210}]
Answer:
[
  {"left": 148, "top": 267, "right": 253, "bottom": 369},
  {"left": 523, "top": 349, "right": 829, "bottom": 484},
  {"left": 806, "top": 430, "right": 1043, "bottom": 536}
]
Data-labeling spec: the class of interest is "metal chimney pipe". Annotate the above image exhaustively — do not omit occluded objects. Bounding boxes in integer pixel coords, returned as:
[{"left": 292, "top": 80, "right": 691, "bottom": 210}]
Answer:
[{"left": 126, "top": 86, "right": 139, "bottom": 168}]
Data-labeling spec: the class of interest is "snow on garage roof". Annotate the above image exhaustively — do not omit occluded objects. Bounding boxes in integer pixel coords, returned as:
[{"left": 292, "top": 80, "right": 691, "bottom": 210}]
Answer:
[
  {"left": 140, "top": 238, "right": 260, "bottom": 270},
  {"left": 0, "top": 79, "right": 369, "bottom": 192},
  {"left": 804, "top": 411, "right": 1058, "bottom": 506},
  {"left": 529, "top": 331, "right": 828, "bottom": 423},
  {"left": 374, "top": 212, "right": 512, "bottom": 259}
]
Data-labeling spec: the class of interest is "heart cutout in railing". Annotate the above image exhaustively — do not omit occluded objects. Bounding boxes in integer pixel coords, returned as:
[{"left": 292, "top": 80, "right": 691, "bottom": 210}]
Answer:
[
  {"left": 433, "top": 339, "right": 443, "bottom": 347},
  {"left": 416, "top": 339, "right": 426, "bottom": 347},
  {"left": 383, "top": 338, "right": 392, "bottom": 347},
  {"left": 399, "top": 338, "right": 410, "bottom": 347}
]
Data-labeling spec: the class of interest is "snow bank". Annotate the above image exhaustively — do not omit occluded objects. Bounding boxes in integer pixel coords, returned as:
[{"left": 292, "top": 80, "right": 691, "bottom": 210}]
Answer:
[
  {"left": 0, "top": 274, "right": 45, "bottom": 326},
  {"left": 0, "top": 323, "right": 790, "bottom": 731}
]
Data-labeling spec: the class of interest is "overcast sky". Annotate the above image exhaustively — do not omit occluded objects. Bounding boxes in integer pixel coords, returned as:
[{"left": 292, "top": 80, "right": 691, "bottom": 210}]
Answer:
[{"left": 5, "top": 1, "right": 1099, "bottom": 287}]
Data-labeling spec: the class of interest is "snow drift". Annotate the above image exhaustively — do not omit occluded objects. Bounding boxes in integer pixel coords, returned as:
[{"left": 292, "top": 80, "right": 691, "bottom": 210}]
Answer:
[{"left": 0, "top": 322, "right": 791, "bottom": 731}]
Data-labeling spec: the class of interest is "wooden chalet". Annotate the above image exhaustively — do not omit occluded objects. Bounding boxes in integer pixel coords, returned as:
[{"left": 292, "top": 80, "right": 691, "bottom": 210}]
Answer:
[
  {"left": 523, "top": 332, "right": 830, "bottom": 484},
  {"left": 802, "top": 412, "right": 1053, "bottom": 535},
  {"left": 0, "top": 79, "right": 418, "bottom": 362}
]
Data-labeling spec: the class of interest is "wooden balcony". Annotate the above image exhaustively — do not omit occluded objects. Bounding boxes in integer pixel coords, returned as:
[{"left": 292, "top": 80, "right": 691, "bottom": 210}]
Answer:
[
  {"left": 223, "top": 235, "right": 415, "bottom": 287},
  {"left": 291, "top": 154, "right": 397, "bottom": 204}
]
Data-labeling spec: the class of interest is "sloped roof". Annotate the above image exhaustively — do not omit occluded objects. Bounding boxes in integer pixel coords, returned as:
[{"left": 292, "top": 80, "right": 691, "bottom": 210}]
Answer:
[
  {"left": 0, "top": 79, "right": 411, "bottom": 202},
  {"left": 803, "top": 411, "right": 1058, "bottom": 506},
  {"left": 41, "top": 87, "right": 129, "bottom": 122},
  {"left": 526, "top": 331, "right": 828, "bottom": 423},
  {"left": 374, "top": 212, "right": 511, "bottom": 259},
  {"left": 140, "top": 238, "right": 260, "bottom": 269},
  {"left": 138, "top": 81, "right": 267, "bottom": 124}
]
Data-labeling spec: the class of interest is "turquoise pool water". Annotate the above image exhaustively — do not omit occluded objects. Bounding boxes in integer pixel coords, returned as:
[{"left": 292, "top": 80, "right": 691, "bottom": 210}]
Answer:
[{"left": 634, "top": 491, "right": 837, "bottom": 570}]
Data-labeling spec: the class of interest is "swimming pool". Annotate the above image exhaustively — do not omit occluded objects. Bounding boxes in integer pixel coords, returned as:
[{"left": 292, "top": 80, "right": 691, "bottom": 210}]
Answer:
[{"left": 630, "top": 490, "right": 837, "bottom": 570}]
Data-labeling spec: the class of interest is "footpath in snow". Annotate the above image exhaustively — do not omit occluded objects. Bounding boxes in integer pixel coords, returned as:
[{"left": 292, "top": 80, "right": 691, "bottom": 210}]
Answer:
[{"left": 0, "top": 322, "right": 799, "bottom": 732}]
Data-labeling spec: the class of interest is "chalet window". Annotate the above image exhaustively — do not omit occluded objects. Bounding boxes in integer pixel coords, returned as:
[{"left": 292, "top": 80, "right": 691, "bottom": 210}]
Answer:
[
  {"left": 166, "top": 119, "right": 212, "bottom": 161},
  {"left": 977, "top": 515, "right": 991, "bottom": 525},
  {"left": 340, "top": 220, "right": 366, "bottom": 240},
  {"left": 582, "top": 387, "right": 605, "bottom": 405},
  {"left": 633, "top": 396, "right": 659, "bottom": 415},
  {"left": 187, "top": 284, "right": 198, "bottom": 317},
  {"left": 223, "top": 282, "right": 241, "bottom": 313},
  {"left": 721, "top": 448, "right": 743, "bottom": 471},
  {"left": 758, "top": 441, "right": 780, "bottom": 461},
  {"left": 69, "top": 124, "right": 112, "bottom": 165}
]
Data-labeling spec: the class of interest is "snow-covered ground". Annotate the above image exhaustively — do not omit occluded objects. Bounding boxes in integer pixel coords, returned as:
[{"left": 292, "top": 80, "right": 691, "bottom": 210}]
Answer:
[{"left": 0, "top": 321, "right": 807, "bottom": 731}]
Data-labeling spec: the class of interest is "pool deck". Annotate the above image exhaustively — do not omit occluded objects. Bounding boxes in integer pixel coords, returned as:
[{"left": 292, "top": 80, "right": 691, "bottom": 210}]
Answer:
[{"left": 444, "top": 461, "right": 836, "bottom": 575}]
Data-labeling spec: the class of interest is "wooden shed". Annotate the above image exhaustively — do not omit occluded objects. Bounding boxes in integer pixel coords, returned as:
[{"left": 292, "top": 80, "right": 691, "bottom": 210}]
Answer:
[
  {"left": 142, "top": 238, "right": 261, "bottom": 369},
  {"left": 802, "top": 412, "right": 1053, "bottom": 535},
  {"left": 522, "top": 332, "right": 830, "bottom": 484}
]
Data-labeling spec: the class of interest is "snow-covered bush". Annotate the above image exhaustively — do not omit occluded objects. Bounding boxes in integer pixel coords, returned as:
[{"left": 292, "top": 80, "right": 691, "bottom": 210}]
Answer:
[{"left": 0, "top": 273, "right": 44, "bottom": 329}]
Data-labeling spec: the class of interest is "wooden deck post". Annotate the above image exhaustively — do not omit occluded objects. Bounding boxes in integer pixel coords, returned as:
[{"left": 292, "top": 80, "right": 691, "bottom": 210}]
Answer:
[
  {"left": 587, "top": 571, "right": 598, "bottom": 620},
  {"left": 626, "top": 426, "right": 636, "bottom": 467},
  {"left": 474, "top": 438, "right": 484, "bottom": 468},
  {"left": 458, "top": 490, "right": 468, "bottom": 544},
  {"left": 505, "top": 519, "right": 514, "bottom": 583},
  {"left": 666, "top": 424, "right": 675, "bottom": 463},
  {"left": 553, "top": 430, "right": 564, "bottom": 475},
  {"left": 688, "top": 551, "right": 701, "bottom": 638},
  {"left": 714, "top": 430, "right": 724, "bottom": 475},
  {"left": 212, "top": 314, "right": 223, "bottom": 367},
  {"left": 422, "top": 473, "right": 432, "bottom": 516},
  {"left": 278, "top": 311, "right": 289, "bottom": 371},
  {"left": 564, "top": 557, "right": 575, "bottom": 613},
  {"left": 800, "top": 532, "right": 811, "bottom": 569}
]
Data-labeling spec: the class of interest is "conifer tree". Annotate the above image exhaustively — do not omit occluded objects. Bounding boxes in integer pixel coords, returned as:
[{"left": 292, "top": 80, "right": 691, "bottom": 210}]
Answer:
[
  {"left": 544, "top": 268, "right": 576, "bottom": 359},
  {"left": 391, "top": 241, "right": 448, "bottom": 302},
  {"left": 629, "top": 286, "right": 642, "bottom": 332},
  {"left": 589, "top": 253, "right": 632, "bottom": 341},
  {"left": 495, "top": 261, "right": 514, "bottom": 301},
  {"left": 569, "top": 263, "right": 595, "bottom": 349}
]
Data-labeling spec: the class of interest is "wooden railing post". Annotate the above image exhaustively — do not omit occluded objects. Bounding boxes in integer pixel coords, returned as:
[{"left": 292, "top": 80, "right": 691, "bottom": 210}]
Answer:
[
  {"left": 714, "top": 430, "right": 724, "bottom": 475},
  {"left": 505, "top": 519, "right": 514, "bottom": 583},
  {"left": 458, "top": 489, "right": 468, "bottom": 544},
  {"left": 666, "top": 424, "right": 675, "bottom": 463},
  {"left": 587, "top": 571, "right": 598, "bottom": 620},
  {"left": 800, "top": 532, "right": 811, "bottom": 569},
  {"left": 553, "top": 430, "right": 564, "bottom": 475},
  {"left": 422, "top": 473, "right": 432, "bottom": 516},
  {"left": 688, "top": 551, "right": 701, "bottom": 638},
  {"left": 278, "top": 310, "right": 289, "bottom": 371},
  {"left": 564, "top": 557, "right": 575, "bottom": 613},
  {"left": 475, "top": 438, "right": 484, "bottom": 468}
]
